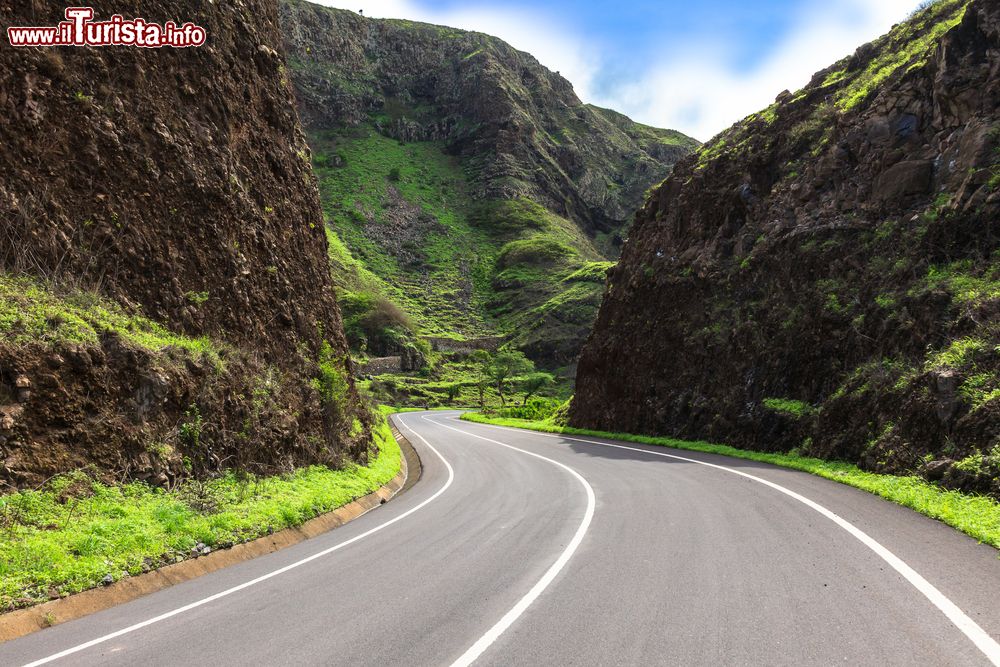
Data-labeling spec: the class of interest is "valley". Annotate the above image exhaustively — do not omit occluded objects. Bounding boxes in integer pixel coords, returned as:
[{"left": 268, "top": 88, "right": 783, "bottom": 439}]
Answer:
[
  {"left": 2, "top": 0, "right": 1000, "bottom": 655},
  {"left": 278, "top": 0, "right": 698, "bottom": 408}
]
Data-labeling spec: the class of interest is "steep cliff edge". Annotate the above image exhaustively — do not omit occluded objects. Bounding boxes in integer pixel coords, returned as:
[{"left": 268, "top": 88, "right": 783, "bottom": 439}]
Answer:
[
  {"left": 0, "top": 1, "right": 368, "bottom": 490},
  {"left": 573, "top": 0, "right": 1000, "bottom": 495},
  {"left": 278, "top": 1, "right": 698, "bottom": 368},
  {"left": 279, "top": 0, "right": 694, "bottom": 242}
]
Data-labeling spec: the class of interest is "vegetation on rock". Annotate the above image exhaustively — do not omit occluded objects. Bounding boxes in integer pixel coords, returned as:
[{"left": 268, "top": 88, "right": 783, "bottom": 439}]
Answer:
[
  {"left": 0, "top": 0, "right": 371, "bottom": 493},
  {"left": 573, "top": 0, "right": 1000, "bottom": 498}
]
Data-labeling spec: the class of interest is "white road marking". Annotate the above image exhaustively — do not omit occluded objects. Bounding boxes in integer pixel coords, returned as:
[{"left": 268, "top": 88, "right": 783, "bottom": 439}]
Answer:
[
  {"left": 458, "top": 417, "right": 1000, "bottom": 667},
  {"left": 422, "top": 416, "right": 596, "bottom": 667},
  {"left": 20, "top": 416, "right": 454, "bottom": 667}
]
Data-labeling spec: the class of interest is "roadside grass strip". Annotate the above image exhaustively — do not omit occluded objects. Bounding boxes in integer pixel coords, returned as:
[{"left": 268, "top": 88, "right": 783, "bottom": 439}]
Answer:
[
  {"left": 461, "top": 413, "right": 1000, "bottom": 550},
  {"left": 0, "top": 419, "right": 401, "bottom": 611}
]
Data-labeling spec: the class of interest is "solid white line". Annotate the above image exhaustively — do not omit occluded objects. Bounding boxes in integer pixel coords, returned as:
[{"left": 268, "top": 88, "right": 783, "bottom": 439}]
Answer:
[
  {"left": 458, "top": 417, "right": 1000, "bottom": 666},
  {"left": 20, "top": 415, "right": 454, "bottom": 667},
  {"left": 421, "top": 416, "right": 596, "bottom": 667}
]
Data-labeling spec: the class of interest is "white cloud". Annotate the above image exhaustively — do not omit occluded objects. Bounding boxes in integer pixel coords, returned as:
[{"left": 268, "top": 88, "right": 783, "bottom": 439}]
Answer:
[
  {"left": 597, "top": 0, "right": 923, "bottom": 140},
  {"left": 310, "top": 0, "right": 924, "bottom": 141}
]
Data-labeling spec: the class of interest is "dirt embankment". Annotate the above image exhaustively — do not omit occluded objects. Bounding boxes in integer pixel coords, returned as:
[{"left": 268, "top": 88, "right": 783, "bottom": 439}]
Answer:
[{"left": 0, "top": 0, "right": 369, "bottom": 490}]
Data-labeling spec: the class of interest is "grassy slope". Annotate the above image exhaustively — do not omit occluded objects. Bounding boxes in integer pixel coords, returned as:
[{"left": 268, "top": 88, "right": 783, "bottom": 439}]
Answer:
[
  {"left": 0, "top": 414, "right": 401, "bottom": 611},
  {"left": 312, "top": 125, "right": 611, "bottom": 347},
  {"left": 312, "top": 127, "right": 494, "bottom": 337},
  {"left": 313, "top": 124, "right": 614, "bottom": 410},
  {"left": 461, "top": 412, "right": 1000, "bottom": 550}
]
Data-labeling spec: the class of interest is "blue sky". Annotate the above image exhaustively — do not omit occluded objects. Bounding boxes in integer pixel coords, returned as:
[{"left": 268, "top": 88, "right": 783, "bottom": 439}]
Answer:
[{"left": 314, "top": 0, "right": 926, "bottom": 140}]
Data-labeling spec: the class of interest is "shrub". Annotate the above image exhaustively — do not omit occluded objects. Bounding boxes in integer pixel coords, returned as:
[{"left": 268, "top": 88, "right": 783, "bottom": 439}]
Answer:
[
  {"left": 497, "top": 236, "right": 574, "bottom": 270},
  {"left": 312, "top": 341, "right": 350, "bottom": 416},
  {"left": 498, "top": 397, "right": 561, "bottom": 421},
  {"left": 762, "top": 397, "right": 815, "bottom": 418},
  {"left": 339, "top": 291, "right": 415, "bottom": 356}
]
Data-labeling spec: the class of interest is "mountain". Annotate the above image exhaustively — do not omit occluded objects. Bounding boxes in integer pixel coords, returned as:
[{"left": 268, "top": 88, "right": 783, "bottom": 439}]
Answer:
[
  {"left": 278, "top": 0, "right": 698, "bottom": 369},
  {"left": 0, "top": 0, "right": 367, "bottom": 490},
  {"left": 573, "top": 0, "right": 1000, "bottom": 495}
]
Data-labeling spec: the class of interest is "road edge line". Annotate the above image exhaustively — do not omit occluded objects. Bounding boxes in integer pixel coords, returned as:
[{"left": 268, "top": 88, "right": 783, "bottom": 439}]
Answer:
[
  {"left": 422, "top": 416, "right": 597, "bottom": 667},
  {"left": 15, "top": 415, "right": 455, "bottom": 666},
  {"left": 0, "top": 418, "right": 419, "bottom": 648},
  {"left": 457, "top": 417, "right": 1000, "bottom": 666}
]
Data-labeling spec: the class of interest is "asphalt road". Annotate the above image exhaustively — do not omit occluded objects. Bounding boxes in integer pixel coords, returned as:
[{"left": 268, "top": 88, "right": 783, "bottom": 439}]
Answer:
[{"left": 3, "top": 411, "right": 1000, "bottom": 666}]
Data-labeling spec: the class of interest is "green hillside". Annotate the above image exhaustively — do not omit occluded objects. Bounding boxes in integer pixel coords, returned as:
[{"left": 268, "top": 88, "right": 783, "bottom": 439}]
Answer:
[{"left": 279, "top": 0, "right": 696, "bottom": 406}]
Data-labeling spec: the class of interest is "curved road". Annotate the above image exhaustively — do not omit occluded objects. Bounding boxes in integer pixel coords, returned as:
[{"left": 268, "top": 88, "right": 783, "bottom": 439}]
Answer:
[{"left": 2, "top": 411, "right": 1000, "bottom": 666}]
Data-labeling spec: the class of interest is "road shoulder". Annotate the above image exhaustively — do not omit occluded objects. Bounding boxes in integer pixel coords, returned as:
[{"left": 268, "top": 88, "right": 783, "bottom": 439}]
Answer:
[{"left": 0, "top": 424, "right": 418, "bottom": 643}]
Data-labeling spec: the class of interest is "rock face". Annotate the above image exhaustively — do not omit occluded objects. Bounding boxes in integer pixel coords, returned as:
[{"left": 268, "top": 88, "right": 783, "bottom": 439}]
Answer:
[
  {"left": 278, "top": 0, "right": 697, "bottom": 245},
  {"left": 573, "top": 0, "right": 1000, "bottom": 495},
  {"left": 274, "top": 1, "right": 697, "bottom": 371},
  {"left": 0, "top": 1, "right": 367, "bottom": 489}
]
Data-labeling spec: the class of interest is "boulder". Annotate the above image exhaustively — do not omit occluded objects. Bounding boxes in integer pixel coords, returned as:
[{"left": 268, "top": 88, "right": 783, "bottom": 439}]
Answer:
[{"left": 874, "top": 160, "right": 933, "bottom": 203}]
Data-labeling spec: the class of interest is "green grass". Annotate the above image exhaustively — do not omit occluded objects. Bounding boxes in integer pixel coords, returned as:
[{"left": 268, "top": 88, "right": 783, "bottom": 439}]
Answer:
[
  {"left": 310, "top": 127, "right": 496, "bottom": 337},
  {"left": 762, "top": 397, "right": 815, "bottom": 418},
  {"left": 0, "top": 416, "right": 402, "bottom": 611},
  {"left": 834, "top": 0, "right": 968, "bottom": 111},
  {"left": 926, "top": 336, "right": 987, "bottom": 370},
  {"left": 460, "top": 412, "right": 1000, "bottom": 550},
  {"left": 310, "top": 126, "right": 614, "bottom": 372},
  {"left": 563, "top": 262, "right": 615, "bottom": 284},
  {"left": 0, "top": 275, "right": 220, "bottom": 363},
  {"left": 921, "top": 260, "right": 1000, "bottom": 306}
]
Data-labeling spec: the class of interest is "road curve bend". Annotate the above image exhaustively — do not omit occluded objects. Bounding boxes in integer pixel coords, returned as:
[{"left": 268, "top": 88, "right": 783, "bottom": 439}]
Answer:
[{"left": 2, "top": 411, "right": 999, "bottom": 666}]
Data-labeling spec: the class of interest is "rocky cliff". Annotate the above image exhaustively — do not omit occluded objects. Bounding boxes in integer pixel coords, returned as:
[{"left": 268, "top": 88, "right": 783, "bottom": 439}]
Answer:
[
  {"left": 277, "top": 1, "right": 698, "bottom": 368},
  {"left": 0, "top": 0, "right": 368, "bottom": 490},
  {"left": 573, "top": 0, "right": 1000, "bottom": 495},
  {"left": 279, "top": 0, "right": 695, "bottom": 245}
]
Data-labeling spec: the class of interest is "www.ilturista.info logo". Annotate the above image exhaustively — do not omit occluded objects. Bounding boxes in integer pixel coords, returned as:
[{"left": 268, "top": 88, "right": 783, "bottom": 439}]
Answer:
[{"left": 7, "top": 7, "right": 207, "bottom": 48}]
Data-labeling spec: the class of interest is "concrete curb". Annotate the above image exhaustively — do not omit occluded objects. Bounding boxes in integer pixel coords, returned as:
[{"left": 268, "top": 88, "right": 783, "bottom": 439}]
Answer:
[{"left": 0, "top": 423, "right": 419, "bottom": 643}]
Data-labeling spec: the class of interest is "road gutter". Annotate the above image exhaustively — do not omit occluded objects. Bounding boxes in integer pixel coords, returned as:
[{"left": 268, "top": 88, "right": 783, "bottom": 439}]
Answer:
[{"left": 0, "top": 425, "right": 418, "bottom": 643}]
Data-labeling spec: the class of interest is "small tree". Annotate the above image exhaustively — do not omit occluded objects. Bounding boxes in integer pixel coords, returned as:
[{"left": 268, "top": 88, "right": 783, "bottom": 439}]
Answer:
[
  {"left": 469, "top": 349, "right": 492, "bottom": 409},
  {"left": 488, "top": 350, "right": 534, "bottom": 407},
  {"left": 446, "top": 383, "right": 461, "bottom": 405},
  {"left": 520, "top": 372, "right": 554, "bottom": 406}
]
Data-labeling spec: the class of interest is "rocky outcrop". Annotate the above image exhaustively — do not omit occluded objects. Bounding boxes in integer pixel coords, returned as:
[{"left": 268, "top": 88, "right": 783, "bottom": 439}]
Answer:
[
  {"left": 573, "top": 0, "right": 1000, "bottom": 495},
  {"left": 0, "top": 1, "right": 368, "bottom": 489},
  {"left": 278, "top": 0, "right": 698, "bottom": 246},
  {"left": 274, "top": 1, "right": 697, "bottom": 373}
]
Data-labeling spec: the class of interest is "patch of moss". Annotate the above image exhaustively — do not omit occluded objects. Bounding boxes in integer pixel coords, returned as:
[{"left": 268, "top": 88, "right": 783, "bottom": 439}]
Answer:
[
  {"left": 497, "top": 236, "right": 576, "bottom": 269},
  {"left": 926, "top": 336, "right": 987, "bottom": 370},
  {"left": 0, "top": 275, "right": 221, "bottom": 363},
  {"left": 763, "top": 397, "right": 815, "bottom": 418},
  {"left": 563, "top": 262, "right": 615, "bottom": 284},
  {"left": 922, "top": 260, "right": 1000, "bottom": 305}
]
